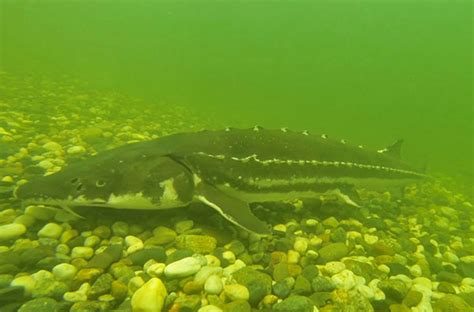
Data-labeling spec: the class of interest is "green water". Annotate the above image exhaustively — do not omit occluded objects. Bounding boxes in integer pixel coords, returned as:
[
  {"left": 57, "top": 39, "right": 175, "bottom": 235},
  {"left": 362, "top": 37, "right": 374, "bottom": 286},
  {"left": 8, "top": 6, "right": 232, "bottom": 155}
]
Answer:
[{"left": 1, "top": 0, "right": 472, "bottom": 176}]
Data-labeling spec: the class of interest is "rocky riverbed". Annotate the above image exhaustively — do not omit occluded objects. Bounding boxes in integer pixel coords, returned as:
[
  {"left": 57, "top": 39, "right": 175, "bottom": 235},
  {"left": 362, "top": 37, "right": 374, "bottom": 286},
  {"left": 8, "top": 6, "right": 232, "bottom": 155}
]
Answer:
[{"left": 0, "top": 73, "right": 473, "bottom": 311}]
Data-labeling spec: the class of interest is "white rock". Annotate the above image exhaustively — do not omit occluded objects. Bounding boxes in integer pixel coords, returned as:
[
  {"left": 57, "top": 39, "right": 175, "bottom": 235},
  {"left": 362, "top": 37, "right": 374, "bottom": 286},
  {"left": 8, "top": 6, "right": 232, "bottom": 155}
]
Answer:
[
  {"left": 198, "top": 305, "right": 223, "bottom": 312},
  {"left": 131, "top": 277, "right": 167, "bottom": 312},
  {"left": 331, "top": 269, "right": 356, "bottom": 290},
  {"left": 53, "top": 263, "right": 78, "bottom": 281},
  {"left": 223, "top": 259, "right": 246, "bottom": 277},
  {"left": 67, "top": 145, "right": 86, "bottom": 155},
  {"left": 194, "top": 266, "right": 223, "bottom": 285},
  {"left": 164, "top": 255, "right": 206, "bottom": 278},
  {"left": 71, "top": 246, "right": 94, "bottom": 259},
  {"left": 293, "top": 237, "right": 308, "bottom": 254},
  {"left": 38, "top": 222, "right": 63, "bottom": 239},
  {"left": 0, "top": 223, "right": 26, "bottom": 241},
  {"left": 224, "top": 284, "right": 249, "bottom": 301},
  {"left": 63, "top": 282, "right": 90, "bottom": 302},
  {"left": 322, "top": 261, "right": 346, "bottom": 275},
  {"left": 204, "top": 274, "right": 223, "bottom": 295},
  {"left": 11, "top": 275, "right": 35, "bottom": 296}
]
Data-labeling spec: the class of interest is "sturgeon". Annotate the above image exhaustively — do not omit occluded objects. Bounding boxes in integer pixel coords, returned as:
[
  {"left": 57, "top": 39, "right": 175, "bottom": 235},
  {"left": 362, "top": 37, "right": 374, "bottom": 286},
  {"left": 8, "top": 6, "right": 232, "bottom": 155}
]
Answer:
[{"left": 15, "top": 128, "right": 427, "bottom": 234}]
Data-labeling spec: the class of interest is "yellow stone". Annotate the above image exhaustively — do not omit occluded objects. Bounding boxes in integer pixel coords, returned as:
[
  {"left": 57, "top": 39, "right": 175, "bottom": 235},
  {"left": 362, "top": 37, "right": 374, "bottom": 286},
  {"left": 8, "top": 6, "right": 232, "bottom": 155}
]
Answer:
[{"left": 131, "top": 277, "right": 168, "bottom": 312}]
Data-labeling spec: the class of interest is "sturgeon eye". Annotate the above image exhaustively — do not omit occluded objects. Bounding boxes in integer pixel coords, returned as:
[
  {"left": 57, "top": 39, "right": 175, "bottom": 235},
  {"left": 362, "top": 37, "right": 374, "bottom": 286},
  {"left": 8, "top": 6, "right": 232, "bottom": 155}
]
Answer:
[{"left": 96, "top": 180, "right": 106, "bottom": 187}]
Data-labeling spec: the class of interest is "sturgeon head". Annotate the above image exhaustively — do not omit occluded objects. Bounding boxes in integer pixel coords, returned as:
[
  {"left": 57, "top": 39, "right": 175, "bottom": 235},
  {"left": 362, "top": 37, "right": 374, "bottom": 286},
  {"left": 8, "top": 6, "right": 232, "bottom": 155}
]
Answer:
[{"left": 15, "top": 147, "right": 195, "bottom": 212}]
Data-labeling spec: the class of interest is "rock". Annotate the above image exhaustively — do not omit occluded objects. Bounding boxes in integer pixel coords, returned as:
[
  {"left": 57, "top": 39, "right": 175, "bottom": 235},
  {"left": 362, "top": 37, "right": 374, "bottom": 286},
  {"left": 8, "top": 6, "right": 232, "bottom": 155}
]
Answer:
[
  {"left": 71, "top": 246, "right": 94, "bottom": 259},
  {"left": 224, "top": 284, "right": 250, "bottom": 301},
  {"left": 222, "top": 300, "right": 251, "bottom": 312},
  {"left": 150, "top": 226, "right": 177, "bottom": 245},
  {"left": 437, "top": 281, "right": 456, "bottom": 294},
  {"left": 232, "top": 267, "right": 272, "bottom": 305},
  {"left": 11, "top": 275, "right": 36, "bottom": 296},
  {"left": 322, "top": 261, "right": 346, "bottom": 275},
  {"left": 272, "top": 262, "right": 290, "bottom": 282},
  {"left": 331, "top": 269, "right": 357, "bottom": 290},
  {"left": 111, "top": 280, "right": 128, "bottom": 302},
  {"left": 293, "top": 237, "right": 309, "bottom": 254},
  {"left": 67, "top": 146, "right": 86, "bottom": 155},
  {"left": 63, "top": 283, "right": 90, "bottom": 302},
  {"left": 172, "top": 294, "right": 201, "bottom": 311},
  {"left": 194, "top": 266, "right": 223, "bottom": 284},
  {"left": 204, "top": 275, "right": 223, "bottom": 295},
  {"left": 273, "top": 277, "right": 295, "bottom": 298},
  {"left": 176, "top": 235, "right": 217, "bottom": 254},
  {"left": 198, "top": 305, "right": 223, "bottom": 312},
  {"left": 311, "top": 276, "right": 336, "bottom": 292},
  {"left": 0, "top": 286, "right": 25, "bottom": 304},
  {"left": 70, "top": 301, "right": 109, "bottom": 312},
  {"left": 164, "top": 255, "right": 206, "bottom": 278},
  {"left": 111, "top": 221, "right": 129, "bottom": 237},
  {"left": 293, "top": 275, "right": 311, "bottom": 295},
  {"left": 0, "top": 223, "right": 26, "bottom": 241},
  {"left": 378, "top": 279, "right": 409, "bottom": 302},
  {"left": 93, "top": 225, "right": 111, "bottom": 239},
  {"left": 86, "top": 244, "right": 123, "bottom": 269},
  {"left": 301, "top": 265, "right": 319, "bottom": 280},
  {"left": 37, "top": 222, "right": 63, "bottom": 239},
  {"left": 89, "top": 273, "right": 114, "bottom": 299},
  {"left": 42, "top": 141, "right": 63, "bottom": 152},
  {"left": 128, "top": 247, "right": 166, "bottom": 266},
  {"left": 433, "top": 294, "right": 471, "bottom": 312},
  {"left": 131, "top": 278, "right": 167, "bottom": 312},
  {"left": 402, "top": 290, "right": 423, "bottom": 307},
  {"left": 175, "top": 220, "right": 194, "bottom": 234},
  {"left": 166, "top": 249, "right": 193, "bottom": 264},
  {"left": 388, "top": 304, "right": 411, "bottom": 312},
  {"left": 437, "top": 271, "right": 462, "bottom": 284},
  {"left": 52, "top": 263, "right": 77, "bottom": 281},
  {"left": 18, "top": 297, "right": 59, "bottom": 312},
  {"left": 318, "top": 243, "right": 348, "bottom": 262},
  {"left": 273, "top": 295, "right": 315, "bottom": 312}
]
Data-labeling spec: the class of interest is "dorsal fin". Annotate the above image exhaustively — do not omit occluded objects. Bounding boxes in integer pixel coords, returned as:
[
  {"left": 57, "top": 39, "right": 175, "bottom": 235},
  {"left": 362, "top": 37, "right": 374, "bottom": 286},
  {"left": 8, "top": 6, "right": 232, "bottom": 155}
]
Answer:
[{"left": 377, "top": 139, "right": 403, "bottom": 159}]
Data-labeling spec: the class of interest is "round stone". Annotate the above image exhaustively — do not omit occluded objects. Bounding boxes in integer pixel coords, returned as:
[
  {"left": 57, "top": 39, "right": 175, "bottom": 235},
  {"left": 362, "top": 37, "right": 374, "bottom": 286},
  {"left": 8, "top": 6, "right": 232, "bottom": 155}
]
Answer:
[
  {"left": 38, "top": 223, "right": 63, "bottom": 239},
  {"left": 204, "top": 275, "right": 223, "bottom": 295},
  {"left": 71, "top": 247, "right": 94, "bottom": 259},
  {"left": 293, "top": 237, "right": 308, "bottom": 254},
  {"left": 131, "top": 278, "right": 167, "bottom": 312},
  {"left": 52, "top": 263, "right": 78, "bottom": 281}
]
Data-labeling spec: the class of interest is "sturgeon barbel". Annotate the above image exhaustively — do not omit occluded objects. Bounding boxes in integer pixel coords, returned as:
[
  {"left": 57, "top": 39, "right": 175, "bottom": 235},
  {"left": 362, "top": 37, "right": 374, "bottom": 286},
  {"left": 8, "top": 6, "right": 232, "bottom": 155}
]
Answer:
[{"left": 15, "top": 127, "right": 427, "bottom": 234}]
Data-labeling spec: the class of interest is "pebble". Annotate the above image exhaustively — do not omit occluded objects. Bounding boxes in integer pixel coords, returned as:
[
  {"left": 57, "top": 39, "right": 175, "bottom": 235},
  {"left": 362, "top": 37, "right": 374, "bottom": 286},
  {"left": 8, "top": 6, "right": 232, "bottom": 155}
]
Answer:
[
  {"left": 131, "top": 277, "right": 167, "bottom": 312},
  {"left": 331, "top": 269, "right": 357, "bottom": 290},
  {"left": 198, "top": 305, "right": 223, "bottom": 312},
  {"left": 287, "top": 250, "right": 300, "bottom": 264},
  {"left": 164, "top": 255, "right": 206, "bottom": 278},
  {"left": 318, "top": 242, "right": 349, "bottom": 262},
  {"left": 11, "top": 275, "right": 36, "bottom": 296},
  {"left": 322, "top": 261, "right": 346, "bottom": 275},
  {"left": 18, "top": 297, "right": 60, "bottom": 312},
  {"left": 273, "top": 295, "right": 315, "bottom": 312},
  {"left": 222, "top": 251, "right": 236, "bottom": 264},
  {"left": 37, "top": 222, "right": 63, "bottom": 239},
  {"left": 224, "top": 284, "right": 249, "bottom": 301},
  {"left": 71, "top": 246, "right": 94, "bottom": 259},
  {"left": 38, "top": 159, "right": 55, "bottom": 170},
  {"left": 0, "top": 223, "right": 26, "bottom": 241},
  {"left": 176, "top": 234, "right": 217, "bottom": 254},
  {"left": 125, "top": 235, "right": 144, "bottom": 254},
  {"left": 204, "top": 275, "right": 223, "bottom": 295},
  {"left": 42, "top": 141, "right": 63, "bottom": 152},
  {"left": 194, "top": 266, "right": 223, "bottom": 284},
  {"left": 175, "top": 220, "right": 194, "bottom": 234},
  {"left": 146, "top": 262, "right": 166, "bottom": 277},
  {"left": 151, "top": 226, "right": 177, "bottom": 245},
  {"left": 52, "top": 263, "right": 77, "bottom": 281},
  {"left": 67, "top": 145, "right": 86, "bottom": 154},
  {"left": 83, "top": 235, "right": 100, "bottom": 247},
  {"left": 111, "top": 221, "right": 129, "bottom": 237},
  {"left": 63, "top": 282, "right": 90, "bottom": 302},
  {"left": 364, "top": 234, "right": 379, "bottom": 244},
  {"left": 293, "top": 237, "right": 308, "bottom": 254},
  {"left": 222, "top": 259, "right": 246, "bottom": 277}
]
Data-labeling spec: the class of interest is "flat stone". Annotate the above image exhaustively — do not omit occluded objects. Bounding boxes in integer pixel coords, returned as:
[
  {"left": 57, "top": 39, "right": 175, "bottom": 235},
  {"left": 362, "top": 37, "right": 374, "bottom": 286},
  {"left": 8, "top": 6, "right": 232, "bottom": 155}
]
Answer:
[
  {"left": 149, "top": 226, "right": 177, "bottom": 245},
  {"left": 402, "top": 290, "right": 423, "bottom": 307},
  {"left": 128, "top": 247, "right": 166, "bottom": 266},
  {"left": 18, "top": 297, "right": 59, "bottom": 312},
  {"left": 378, "top": 279, "right": 409, "bottom": 302},
  {"left": 0, "top": 223, "right": 26, "bottom": 241},
  {"left": 273, "top": 277, "right": 295, "bottom": 298},
  {"left": 311, "top": 276, "right": 336, "bottom": 292},
  {"left": 437, "top": 271, "right": 463, "bottom": 284},
  {"left": 86, "top": 244, "right": 122, "bottom": 269},
  {"left": 433, "top": 294, "right": 471, "bottom": 312},
  {"left": 164, "top": 255, "right": 206, "bottom": 278},
  {"left": 89, "top": 273, "right": 114, "bottom": 299}
]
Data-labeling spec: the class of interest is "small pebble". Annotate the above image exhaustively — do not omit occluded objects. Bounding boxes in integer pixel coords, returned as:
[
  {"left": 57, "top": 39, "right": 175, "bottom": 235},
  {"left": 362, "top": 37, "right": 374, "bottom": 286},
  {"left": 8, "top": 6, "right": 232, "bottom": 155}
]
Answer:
[
  {"left": 204, "top": 275, "right": 223, "bottom": 295},
  {"left": 0, "top": 223, "right": 26, "bottom": 241},
  {"left": 224, "top": 284, "right": 250, "bottom": 301},
  {"left": 71, "top": 246, "right": 94, "bottom": 259},
  {"left": 53, "top": 263, "right": 78, "bottom": 281},
  {"left": 164, "top": 255, "right": 207, "bottom": 278},
  {"left": 131, "top": 277, "right": 167, "bottom": 312}
]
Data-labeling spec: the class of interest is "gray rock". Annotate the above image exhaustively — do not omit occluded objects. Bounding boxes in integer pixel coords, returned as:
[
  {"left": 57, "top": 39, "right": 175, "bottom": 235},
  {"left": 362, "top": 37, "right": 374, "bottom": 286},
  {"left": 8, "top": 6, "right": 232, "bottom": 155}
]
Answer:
[
  {"left": 273, "top": 295, "right": 315, "bottom": 312},
  {"left": 318, "top": 243, "right": 348, "bottom": 262}
]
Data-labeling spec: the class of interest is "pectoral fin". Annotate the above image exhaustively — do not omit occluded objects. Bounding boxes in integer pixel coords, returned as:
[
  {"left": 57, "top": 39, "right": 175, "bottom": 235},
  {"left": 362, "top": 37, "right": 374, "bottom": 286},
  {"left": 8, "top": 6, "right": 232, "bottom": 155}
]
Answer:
[{"left": 195, "top": 182, "right": 271, "bottom": 235}]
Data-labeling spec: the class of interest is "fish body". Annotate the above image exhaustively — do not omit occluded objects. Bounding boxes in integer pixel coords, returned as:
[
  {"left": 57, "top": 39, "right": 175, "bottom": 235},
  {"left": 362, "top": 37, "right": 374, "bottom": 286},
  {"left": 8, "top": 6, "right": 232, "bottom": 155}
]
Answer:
[{"left": 15, "top": 128, "right": 426, "bottom": 234}]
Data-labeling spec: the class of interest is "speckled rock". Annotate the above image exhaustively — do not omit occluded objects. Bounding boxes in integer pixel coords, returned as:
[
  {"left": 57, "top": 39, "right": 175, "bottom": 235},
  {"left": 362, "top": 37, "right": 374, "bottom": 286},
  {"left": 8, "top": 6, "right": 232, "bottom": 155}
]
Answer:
[
  {"left": 176, "top": 234, "right": 217, "bottom": 254},
  {"left": 232, "top": 267, "right": 272, "bottom": 305},
  {"left": 18, "top": 297, "right": 60, "bottom": 312},
  {"left": 311, "top": 276, "right": 336, "bottom": 292},
  {"left": 378, "top": 279, "right": 409, "bottom": 302},
  {"left": 272, "top": 295, "right": 315, "bottom": 312},
  {"left": 89, "top": 273, "right": 114, "bottom": 299},
  {"left": 86, "top": 244, "right": 123, "bottom": 269}
]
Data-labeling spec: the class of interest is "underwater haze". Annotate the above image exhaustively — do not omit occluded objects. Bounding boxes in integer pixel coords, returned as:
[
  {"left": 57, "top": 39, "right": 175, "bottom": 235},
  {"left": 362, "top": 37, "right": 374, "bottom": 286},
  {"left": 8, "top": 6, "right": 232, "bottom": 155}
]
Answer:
[{"left": 1, "top": 0, "right": 472, "bottom": 176}]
